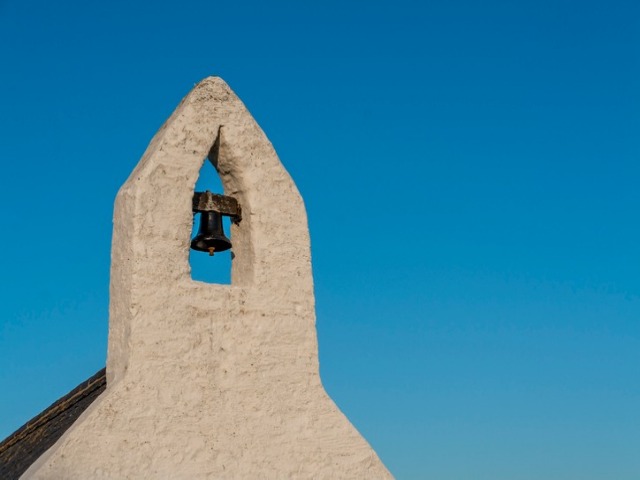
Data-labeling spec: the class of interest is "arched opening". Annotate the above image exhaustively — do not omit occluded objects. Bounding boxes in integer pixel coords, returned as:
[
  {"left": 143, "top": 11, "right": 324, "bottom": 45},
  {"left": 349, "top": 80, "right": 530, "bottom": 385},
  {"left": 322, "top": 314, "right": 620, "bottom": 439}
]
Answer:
[{"left": 189, "top": 158, "right": 232, "bottom": 284}]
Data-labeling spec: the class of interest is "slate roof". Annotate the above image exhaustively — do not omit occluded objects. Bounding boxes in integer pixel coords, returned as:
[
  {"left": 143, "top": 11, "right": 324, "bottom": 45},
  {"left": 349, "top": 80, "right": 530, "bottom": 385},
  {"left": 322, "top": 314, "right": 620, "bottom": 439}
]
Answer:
[{"left": 0, "top": 368, "right": 106, "bottom": 480}]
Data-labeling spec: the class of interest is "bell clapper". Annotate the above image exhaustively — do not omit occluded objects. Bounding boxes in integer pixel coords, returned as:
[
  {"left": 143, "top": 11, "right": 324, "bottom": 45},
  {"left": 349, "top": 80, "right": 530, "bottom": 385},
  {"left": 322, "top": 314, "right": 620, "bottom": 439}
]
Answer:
[{"left": 208, "top": 247, "right": 215, "bottom": 256}]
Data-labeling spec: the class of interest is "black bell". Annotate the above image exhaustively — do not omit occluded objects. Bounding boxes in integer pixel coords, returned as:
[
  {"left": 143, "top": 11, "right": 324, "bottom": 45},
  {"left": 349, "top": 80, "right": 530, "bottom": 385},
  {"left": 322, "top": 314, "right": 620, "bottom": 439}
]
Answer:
[{"left": 191, "top": 211, "right": 232, "bottom": 256}]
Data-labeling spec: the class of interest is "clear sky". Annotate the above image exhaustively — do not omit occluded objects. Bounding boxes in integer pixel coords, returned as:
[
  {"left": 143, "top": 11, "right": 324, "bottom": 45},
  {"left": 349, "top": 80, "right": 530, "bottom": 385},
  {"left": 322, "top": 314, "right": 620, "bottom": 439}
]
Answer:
[{"left": 0, "top": 1, "right": 639, "bottom": 478}]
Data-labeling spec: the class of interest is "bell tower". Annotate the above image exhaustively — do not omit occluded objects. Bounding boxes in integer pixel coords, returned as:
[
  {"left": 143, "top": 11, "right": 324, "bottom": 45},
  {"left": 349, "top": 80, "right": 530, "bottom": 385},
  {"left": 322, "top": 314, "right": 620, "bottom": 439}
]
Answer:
[{"left": 22, "top": 77, "right": 392, "bottom": 479}]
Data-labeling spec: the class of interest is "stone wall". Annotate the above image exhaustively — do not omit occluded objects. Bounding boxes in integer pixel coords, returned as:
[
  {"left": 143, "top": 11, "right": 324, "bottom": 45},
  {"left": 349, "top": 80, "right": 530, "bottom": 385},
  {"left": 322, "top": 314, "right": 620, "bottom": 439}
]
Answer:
[{"left": 23, "top": 78, "right": 392, "bottom": 479}]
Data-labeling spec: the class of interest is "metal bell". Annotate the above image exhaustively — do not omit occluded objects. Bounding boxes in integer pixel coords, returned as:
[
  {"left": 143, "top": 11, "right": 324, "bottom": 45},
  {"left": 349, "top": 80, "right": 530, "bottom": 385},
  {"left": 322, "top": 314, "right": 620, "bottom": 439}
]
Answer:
[{"left": 191, "top": 211, "right": 232, "bottom": 256}]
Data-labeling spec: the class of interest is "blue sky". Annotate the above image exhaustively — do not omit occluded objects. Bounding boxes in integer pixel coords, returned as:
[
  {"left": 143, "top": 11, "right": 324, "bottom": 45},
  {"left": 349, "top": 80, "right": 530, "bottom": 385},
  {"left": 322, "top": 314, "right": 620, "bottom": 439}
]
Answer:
[{"left": 1, "top": 0, "right": 639, "bottom": 478}]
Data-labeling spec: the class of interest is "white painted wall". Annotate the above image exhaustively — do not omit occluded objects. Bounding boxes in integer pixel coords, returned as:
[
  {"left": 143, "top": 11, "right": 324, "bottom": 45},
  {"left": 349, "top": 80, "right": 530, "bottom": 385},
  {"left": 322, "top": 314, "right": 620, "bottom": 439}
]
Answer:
[{"left": 22, "top": 78, "right": 392, "bottom": 479}]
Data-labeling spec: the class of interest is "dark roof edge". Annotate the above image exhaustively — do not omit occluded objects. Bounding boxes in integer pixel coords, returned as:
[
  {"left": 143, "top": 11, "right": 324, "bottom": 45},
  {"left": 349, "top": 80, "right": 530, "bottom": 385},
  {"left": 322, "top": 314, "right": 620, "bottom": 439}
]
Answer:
[{"left": 0, "top": 367, "right": 107, "bottom": 456}]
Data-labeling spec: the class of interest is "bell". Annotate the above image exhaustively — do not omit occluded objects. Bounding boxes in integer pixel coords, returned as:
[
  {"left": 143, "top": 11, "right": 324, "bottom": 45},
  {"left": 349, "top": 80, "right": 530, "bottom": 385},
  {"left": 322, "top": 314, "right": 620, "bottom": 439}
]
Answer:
[{"left": 191, "top": 211, "right": 232, "bottom": 256}]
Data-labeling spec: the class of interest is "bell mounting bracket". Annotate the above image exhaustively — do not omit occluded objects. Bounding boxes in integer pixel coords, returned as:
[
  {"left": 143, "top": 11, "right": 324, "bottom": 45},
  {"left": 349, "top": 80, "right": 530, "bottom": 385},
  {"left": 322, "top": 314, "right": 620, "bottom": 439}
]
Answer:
[{"left": 192, "top": 191, "right": 242, "bottom": 224}]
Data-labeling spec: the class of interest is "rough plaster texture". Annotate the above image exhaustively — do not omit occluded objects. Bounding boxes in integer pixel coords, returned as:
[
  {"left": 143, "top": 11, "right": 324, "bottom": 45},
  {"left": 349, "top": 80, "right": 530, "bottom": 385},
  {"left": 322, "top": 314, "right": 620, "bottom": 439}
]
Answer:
[{"left": 23, "top": 77, "right": 393, "bottom": 479}]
